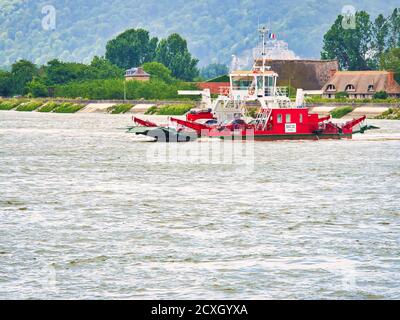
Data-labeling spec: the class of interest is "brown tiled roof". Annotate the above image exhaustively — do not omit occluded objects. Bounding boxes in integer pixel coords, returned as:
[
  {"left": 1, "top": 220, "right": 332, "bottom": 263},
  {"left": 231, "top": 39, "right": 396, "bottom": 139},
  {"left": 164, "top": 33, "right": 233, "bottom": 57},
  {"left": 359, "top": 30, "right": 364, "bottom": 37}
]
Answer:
[
  {"left": 230, "top": 70, "right": 277, "bottom": 76},
  {"left": 125, "top": 67, "right": 150, "bottom": 77},
  {"left": 322, "top": 71, "right": 400, "bottom": 94},
  {"left": 253, "top": 59, "right": 339, "bottom": 90}
]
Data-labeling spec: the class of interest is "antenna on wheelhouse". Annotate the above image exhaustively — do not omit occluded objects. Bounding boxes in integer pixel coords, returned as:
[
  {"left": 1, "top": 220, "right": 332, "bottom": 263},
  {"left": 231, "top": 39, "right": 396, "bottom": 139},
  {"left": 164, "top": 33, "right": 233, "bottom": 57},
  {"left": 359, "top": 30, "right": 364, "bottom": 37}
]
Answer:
[{"left": 257, "top": 25, "right": 269, "bottom": 72}]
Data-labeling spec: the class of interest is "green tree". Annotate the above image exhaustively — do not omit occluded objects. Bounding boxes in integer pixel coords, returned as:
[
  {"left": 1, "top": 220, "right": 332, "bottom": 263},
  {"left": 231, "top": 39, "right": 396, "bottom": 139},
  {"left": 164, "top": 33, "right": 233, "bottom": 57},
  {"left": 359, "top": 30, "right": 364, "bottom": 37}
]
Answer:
[
  {"left": 42, "top": 59, "right": 90, "bottom": 85},
  {"left": 321, "top": 11, "right": 374, "bottom": 70},
  {"left": 11, "top": 59, "right": 38, "bottom": 94},
  {"left": 142, "top": 62, "right": 174, "bottom": 83},
  {"left": 90, "top": 56, "right": 124, "bottom": 79},
  {"left": 156, "top": 33, "right": 199, "bottom": 81},
  {"left": 200, "top": 63, "right": 229, "bottom": 80},
  {"left": 381, "top": 48, "right": 400, "bottom": 83},
  {"left": 0, "top": 70, "right": 13, "bottom": 96},
  {"left": 388, "top": 8, "right": 400, "bottom": 48},
  {"left": 372, "top": 14, "right": 389, "bottom": 67},
  {"left": 105, "top": 29, "right": 158, "bottom": 70},
  {"left": 27, "top": 78, "right": 48, "bottom": 97},
  {"left": 41, "top": 57, "right": 123, "bottom": 86}
]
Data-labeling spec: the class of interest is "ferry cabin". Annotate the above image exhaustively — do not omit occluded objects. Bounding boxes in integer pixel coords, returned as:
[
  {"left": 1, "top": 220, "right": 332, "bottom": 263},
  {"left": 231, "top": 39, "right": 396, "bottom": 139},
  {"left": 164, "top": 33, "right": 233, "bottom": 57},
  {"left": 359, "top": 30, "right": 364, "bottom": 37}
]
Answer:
[
  {"left": 229, "top": 70, "right": 280, "bottom": 99},
  {"left": 264, "top": 108, "right": 320, "bottom": 135},
  {"left": 228, "top": 70, "right": 291, "bottom": 107}
]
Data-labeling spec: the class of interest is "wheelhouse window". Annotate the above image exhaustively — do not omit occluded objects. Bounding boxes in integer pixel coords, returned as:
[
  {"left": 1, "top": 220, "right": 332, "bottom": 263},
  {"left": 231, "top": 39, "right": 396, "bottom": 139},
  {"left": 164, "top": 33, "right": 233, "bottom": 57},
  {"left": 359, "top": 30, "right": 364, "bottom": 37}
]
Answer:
[
  {"left": 277, "top": 114, "right": 282, "bottom": 123},
  {"left": 286, "top": 114, "right": 291, "bottom": 123},
  {"left": 257, "top": 76, "right": 263, "bottom": 90},
  {"left": 264, "top": 76, "right": 275, "bottom": 96},
  {"left": 265, "top": 76, "right": 274, "bottom": 87},
  {"left": 345, "top": 84, "right": 355, "bottom": 92},
  {"left": 299, "top": 114, "right": 303, "bottom": 123},
  {"left": 231, "top": 76, "right": 254, "bottom": 90}
]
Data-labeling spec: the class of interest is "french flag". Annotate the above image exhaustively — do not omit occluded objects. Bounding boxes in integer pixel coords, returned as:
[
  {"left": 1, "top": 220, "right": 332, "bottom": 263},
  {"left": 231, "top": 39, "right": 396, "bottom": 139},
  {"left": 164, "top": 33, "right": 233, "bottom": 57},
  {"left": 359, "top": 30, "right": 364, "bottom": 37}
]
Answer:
[{"left": 269, "top": 33, "right": 276, "bottom": 40}]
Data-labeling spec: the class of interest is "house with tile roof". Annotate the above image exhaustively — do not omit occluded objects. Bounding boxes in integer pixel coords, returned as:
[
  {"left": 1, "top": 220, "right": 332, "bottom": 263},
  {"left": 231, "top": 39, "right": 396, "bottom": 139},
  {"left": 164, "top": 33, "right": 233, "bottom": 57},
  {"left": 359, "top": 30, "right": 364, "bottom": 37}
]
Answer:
[
  {"left": 322, "top": 71, "right": 400, "bottom": 99},
  {"left": 125, "top": 67, "right": 150, "bottom": 81}
]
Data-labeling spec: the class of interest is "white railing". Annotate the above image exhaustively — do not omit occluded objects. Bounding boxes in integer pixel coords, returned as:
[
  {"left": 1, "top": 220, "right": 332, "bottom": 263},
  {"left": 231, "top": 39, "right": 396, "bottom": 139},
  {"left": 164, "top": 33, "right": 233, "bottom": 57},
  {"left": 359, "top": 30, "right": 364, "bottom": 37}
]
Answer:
[
  {"left": 230, "top": 86, "right": 289, "bottom": 97},
  {"left": 264, "top": 86, "right": 288, "bottom": 97},
  {"left": 276, "top": 87, "right": 288, "bottom": 97}
]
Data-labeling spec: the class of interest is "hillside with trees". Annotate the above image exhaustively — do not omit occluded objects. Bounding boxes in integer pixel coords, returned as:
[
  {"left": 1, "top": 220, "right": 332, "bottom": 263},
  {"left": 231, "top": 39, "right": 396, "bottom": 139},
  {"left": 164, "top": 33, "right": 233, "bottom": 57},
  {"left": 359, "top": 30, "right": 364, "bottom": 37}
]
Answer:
[
  {"left": 0, "top": 28, "right": 200, "bottom": 98},
  {"left": 0, "top": 0, "right": 399, "bottom": 69},
  {"left": 0, "top": 3, "right": 399, "bottom": 101}
]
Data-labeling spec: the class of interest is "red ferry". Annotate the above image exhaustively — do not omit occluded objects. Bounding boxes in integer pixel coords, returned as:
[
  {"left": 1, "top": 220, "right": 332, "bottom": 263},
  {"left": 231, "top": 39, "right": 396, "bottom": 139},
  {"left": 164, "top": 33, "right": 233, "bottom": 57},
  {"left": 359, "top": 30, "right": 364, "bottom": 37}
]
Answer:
[{"left": 128, "top": 27, "right": 376, "bottom": 142}]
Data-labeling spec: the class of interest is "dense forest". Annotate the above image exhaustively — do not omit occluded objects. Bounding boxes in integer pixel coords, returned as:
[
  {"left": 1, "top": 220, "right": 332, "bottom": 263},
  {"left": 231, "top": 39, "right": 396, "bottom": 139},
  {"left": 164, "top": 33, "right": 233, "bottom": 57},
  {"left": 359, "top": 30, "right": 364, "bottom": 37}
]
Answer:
[{"left": 0, "top": 0, "right": 399, "bottom": 69}]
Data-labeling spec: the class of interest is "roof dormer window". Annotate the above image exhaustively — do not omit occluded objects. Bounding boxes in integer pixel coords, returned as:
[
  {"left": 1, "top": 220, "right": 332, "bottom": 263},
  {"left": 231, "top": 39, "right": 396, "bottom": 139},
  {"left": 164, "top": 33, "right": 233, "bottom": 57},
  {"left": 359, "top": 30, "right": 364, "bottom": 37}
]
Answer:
[
  {"left": 327, "top": 84, "right": 336, "bottom": 92},
  {"left": 345, "top": 84, "right": 355, "bottom": 92},
  {"left": 368, "top": 85, "right": 374, "bottom": 92}
]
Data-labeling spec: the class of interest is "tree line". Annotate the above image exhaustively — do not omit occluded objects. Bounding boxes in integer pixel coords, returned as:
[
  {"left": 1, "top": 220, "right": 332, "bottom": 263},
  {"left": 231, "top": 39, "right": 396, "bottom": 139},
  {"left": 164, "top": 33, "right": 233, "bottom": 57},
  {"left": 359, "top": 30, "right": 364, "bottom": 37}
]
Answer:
[
  {"left": 0, "top": 28, "right": 228, "bottom": 99},
  {"left": 321, "top": 8, "right": 400, "bottom": 81}
]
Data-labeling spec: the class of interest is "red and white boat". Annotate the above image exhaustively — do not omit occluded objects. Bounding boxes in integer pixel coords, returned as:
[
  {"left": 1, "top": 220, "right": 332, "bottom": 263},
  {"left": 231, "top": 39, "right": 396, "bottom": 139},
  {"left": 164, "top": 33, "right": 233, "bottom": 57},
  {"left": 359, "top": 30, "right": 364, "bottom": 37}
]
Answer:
[{"left": 130, "top": 27, "right": 375, "bottom": 142}]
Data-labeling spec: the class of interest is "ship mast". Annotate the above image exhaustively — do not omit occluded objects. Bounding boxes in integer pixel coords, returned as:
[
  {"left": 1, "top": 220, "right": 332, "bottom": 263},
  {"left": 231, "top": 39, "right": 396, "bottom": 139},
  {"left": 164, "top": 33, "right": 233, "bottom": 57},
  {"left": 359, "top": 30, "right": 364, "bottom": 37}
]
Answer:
[{"left": 258, "top": 26, "right": 269, "bottom": 72}]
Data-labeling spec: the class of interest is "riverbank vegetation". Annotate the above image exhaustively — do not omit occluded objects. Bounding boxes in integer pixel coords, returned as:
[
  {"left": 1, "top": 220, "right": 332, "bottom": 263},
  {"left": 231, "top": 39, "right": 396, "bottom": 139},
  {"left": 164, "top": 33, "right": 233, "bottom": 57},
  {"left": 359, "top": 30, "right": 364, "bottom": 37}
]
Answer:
[
  {"left": 305, "top": 96, "right": 400, "bottom": 104},
  {"left": 156, "top": 104, "right": 193, "bottom": 115},
  {"left": 0, "top": 100, "right": 24, "bottom": 110},
  {"left": 376, "top": 108, "right": 400, "bottom": 119},
  {"left": 52, "top": 103, "right": 84, "bottom": 113},
  {"left": 0, "top": 28, "right": 203, "bottom": 101},
  {"left": 0, "top": 100, "right": 85, "bottom": 113},
  {"left": 15, "top": 101, "right": 43, "bottom": 112},
  {"left": 144, "top": 104, "right": 193, "bottom": 115},
  {"left": 53, "top": 78, "right": 198, "bottom": 100},
  {"left": 0, "top": 98, "right": 196, "bottom": 115},
  {"left": 109, "top": 104, "right": 133, "bottom": 114},
  {"left": 37, "top": 102, "right": 59, "bottom": 113},
  {"left": 330, "top": 106, "right": 354, "bottom": 118}
]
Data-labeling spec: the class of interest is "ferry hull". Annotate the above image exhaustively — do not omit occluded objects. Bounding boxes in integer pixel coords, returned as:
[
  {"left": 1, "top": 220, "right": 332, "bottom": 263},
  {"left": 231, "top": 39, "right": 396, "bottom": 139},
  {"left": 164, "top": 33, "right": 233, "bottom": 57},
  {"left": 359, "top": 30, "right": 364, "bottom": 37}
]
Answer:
[{"left": 214, "top": 133, "right": 353, "bottom": 141}]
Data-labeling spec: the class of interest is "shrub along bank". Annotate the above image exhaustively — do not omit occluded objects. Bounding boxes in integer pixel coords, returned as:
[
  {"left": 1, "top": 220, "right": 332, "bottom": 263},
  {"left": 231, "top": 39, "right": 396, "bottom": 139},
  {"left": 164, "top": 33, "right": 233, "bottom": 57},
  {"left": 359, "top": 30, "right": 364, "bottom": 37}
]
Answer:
[
  {"left": 144, "top": 104, "right": 193, "bottom": 115},
  {"left": 0, "top": 100, "right": 84, "bottom": 113},
  {"left": 376, "top": 108, "right": 400, "bottom": 120},
  {"left": 330, "top": 106, "right": 354, "bottom": 118},
  {"left": 54, "top": 79, "right": 199, "bottom": 101}
]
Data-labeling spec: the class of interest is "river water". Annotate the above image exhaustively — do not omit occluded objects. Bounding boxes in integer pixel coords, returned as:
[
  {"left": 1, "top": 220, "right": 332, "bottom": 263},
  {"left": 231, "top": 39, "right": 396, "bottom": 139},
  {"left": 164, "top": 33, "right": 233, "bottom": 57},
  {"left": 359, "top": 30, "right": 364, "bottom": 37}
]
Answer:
[{"left": 0, "top": 111, "right": 399, "bottom": 299}]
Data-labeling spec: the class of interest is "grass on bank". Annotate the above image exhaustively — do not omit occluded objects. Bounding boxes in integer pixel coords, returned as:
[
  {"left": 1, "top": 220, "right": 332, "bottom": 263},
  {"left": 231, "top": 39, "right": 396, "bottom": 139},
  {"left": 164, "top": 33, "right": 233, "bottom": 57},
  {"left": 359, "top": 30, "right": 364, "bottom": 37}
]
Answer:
[
  {"left": 144, "top": 104, "right": 193, "bottom": 115},
  {"left": 52, "top": 102, "right": 84, "bottom": 113},
  {"left": 155, "top": 104, "right": 193, "bottom": 115},
  {"left": 376, "top": 108, "right": 400, "bottom": 120},
  {"left": 0, "top": 99, "right": 84, "bottom": 113},
  {"left": 109, "top": 104, "right": 133, "bottom": 114},
  {"left": 0, "top": 100, "right": 24, "bottom": 110},
  {"left": 15, "top": 101, "right": 43, "bottom": 112},
  {"left": 37, "top": 102, "right": 60, "bottom": 112},
  {"left": 305, "top": 96, "right": 400, "bottom": 104},
  {"left": 330, "top": 106, "right": 354, "bottom": 118},
  {"left": 144, "top": 106, "right": 158, "bottom": 115}
]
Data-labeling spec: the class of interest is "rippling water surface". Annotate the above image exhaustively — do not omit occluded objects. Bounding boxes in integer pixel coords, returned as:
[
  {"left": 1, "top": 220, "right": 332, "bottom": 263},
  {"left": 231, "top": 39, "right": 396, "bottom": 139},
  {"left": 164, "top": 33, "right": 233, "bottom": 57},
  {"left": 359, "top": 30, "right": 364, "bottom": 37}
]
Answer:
[{"left": 0, "top": 111, "right": 399, "bottom": 299}]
